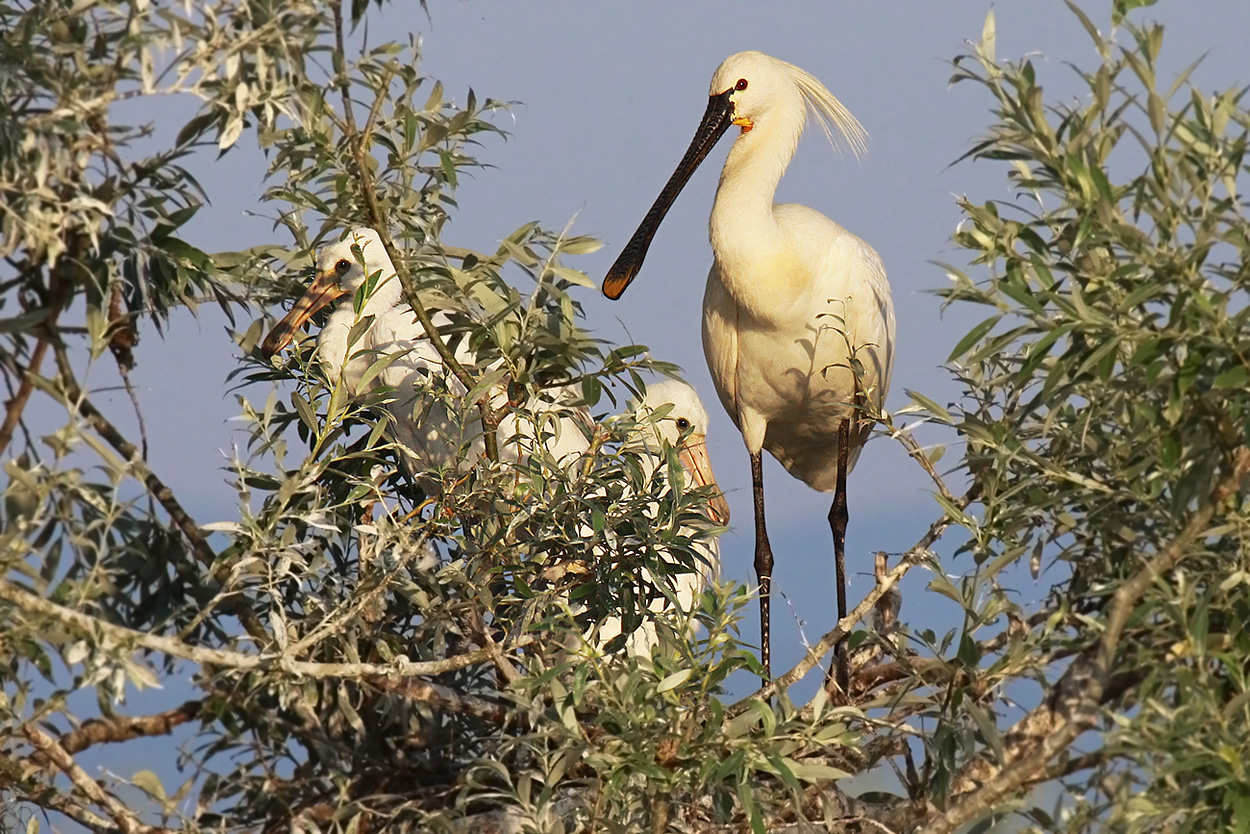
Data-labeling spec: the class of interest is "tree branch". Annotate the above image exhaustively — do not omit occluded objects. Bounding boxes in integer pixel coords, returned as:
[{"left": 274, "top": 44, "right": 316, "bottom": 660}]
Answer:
[
  {"left": 285, "top": 529, "right": 429, "bottom": 658},
  {"left": 852, "top": 608, "right": 1051, "bottom": 699},
  {"left": 0, "top": 330, "right": 51, "bottom": 454},
  {"left": 28, "top": 701, "right": 203, "bottom": 769},
  {"left": 326, "top": 2, "right": 500, "bottom": 462},
  {"left": 920, "top": 446, "right": 1250, "bottom": 834},
  {"left": 365, "top": 675, "right": 507, "bottom": 723},
  {"left": 0, "top": 577, "right": 530, "bottom": 681},
  {"left": 32, "top": 357, "right": 271, "bottom": 645},
  {"left": 22, "top": 722, "right": 171, "bottom": 834},
  {"left": 892, "top": 428, "right": 957, "bottom": 503},
  {"left": 0, "top": 249, "right": 71, "bottom": 455}
]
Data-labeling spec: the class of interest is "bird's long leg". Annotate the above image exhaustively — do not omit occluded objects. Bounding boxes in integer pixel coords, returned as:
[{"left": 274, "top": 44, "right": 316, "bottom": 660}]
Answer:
[
  {"left": 828, "top": 418, "right": 851, "bottom": 695},
  {"left": 750, "top": 450, "right": 774, "bottom": 685}
]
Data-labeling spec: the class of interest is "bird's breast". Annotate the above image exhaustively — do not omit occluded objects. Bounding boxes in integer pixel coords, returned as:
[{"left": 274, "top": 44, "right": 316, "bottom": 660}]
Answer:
[{"left": 700, "top": 237, "right": 895, "bottom": 490}]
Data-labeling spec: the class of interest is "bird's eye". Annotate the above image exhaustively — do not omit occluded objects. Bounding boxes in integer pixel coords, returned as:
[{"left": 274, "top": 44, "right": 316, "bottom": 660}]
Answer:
[
  {"left": 735, "top": 78, "right": 748, "bottom": 91},
  {"left": 335, "top": 259, "right": 351, "bottom": 274},
  {"left": 676, "top": 417, "right": 691, "bottom": 431}
]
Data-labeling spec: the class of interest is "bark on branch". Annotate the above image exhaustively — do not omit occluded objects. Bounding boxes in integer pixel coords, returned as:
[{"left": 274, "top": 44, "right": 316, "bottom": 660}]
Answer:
[
  {"left": 0, "top": 576, "right": 530, "bottom": 682},
  {"left": 28, "top": 701, "right": 203, "bottom": 769},
  {"left": 22, "top": 722, "right": 172, "bottom": 834}
]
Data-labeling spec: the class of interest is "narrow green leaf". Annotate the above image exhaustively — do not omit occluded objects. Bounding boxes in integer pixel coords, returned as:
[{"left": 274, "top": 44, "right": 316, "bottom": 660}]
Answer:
[{"left": 948, "top": 315, "right": 1002, "bottom": 363}]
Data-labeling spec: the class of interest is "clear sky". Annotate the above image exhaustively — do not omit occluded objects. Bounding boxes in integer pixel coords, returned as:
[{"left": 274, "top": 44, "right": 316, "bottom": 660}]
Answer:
[
  {"left": 60, "top": 0, "right": 1250, "bottom": 720},
  {"left": 33, "top": 0, "right": 1250, "bottom": 824}
]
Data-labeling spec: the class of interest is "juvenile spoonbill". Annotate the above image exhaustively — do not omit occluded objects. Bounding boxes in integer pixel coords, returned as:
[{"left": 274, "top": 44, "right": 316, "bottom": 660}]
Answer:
[
  {"left": 588, "top": 379, "right": 729, "bottom": 656},
  {"left": 261, "top": 228, "right": 590, "bottom": 493},
  {"left": 601, "top": 52, "right": 895, "bottom": 685}
]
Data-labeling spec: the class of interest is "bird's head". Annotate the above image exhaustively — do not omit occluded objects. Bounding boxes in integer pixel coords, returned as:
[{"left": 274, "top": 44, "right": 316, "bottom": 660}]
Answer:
[
  {"left": 708, "top": 50, "right": 796, "bottom": 134},
  {"left": 709, "top": 51, "right": 868, "bottom": 154},
  {"left": 601, "top": 51, "right": 866, "bottom": 301},
  {"left": 633, "top": 379, "right": 730, "bottom": 525},
  {"left": 260, "top": 228, "right": 397, "bottom": 359}
]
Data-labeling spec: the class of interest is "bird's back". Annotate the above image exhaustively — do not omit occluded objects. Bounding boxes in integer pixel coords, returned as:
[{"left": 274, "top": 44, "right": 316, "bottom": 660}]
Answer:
[{"left": 365, "top": 308, "right": 486, "bottom": 481}]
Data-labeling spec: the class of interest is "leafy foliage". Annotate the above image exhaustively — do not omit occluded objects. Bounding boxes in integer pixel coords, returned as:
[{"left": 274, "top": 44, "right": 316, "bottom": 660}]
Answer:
[{"left": 2, "top": 1, "right": 1250, "bottom": 833}]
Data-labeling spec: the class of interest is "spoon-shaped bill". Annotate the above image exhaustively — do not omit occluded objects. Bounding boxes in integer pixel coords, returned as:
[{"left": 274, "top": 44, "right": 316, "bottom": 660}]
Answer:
[
  {"left": 261, "top": 270, "right": 347, "bottom": 358},
  {"left": 678, "top": 438, "right": 731, "bottom": 525},
  {"left": 602, "top": 90, "right": 736, "bottom": 300}
]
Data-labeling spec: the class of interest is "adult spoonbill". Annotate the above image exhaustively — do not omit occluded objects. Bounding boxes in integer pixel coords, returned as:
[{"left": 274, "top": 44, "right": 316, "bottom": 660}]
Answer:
[
  {"left": 587, "top": 379, "right": 729, "bottom": 656},
  {"left": 601, "top": 52, "right": 895, "bottom": 684},
  {"left": 260, "top": 228, "right": 590, "bottom": 492}
]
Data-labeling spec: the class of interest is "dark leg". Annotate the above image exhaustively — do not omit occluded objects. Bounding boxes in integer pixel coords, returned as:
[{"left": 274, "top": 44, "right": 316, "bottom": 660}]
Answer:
[
  {"left": 750, "top": 450, "right": 773, "bottom": 685},
  {"left": 828, "top": 418, "right": 851, "bottom": 694}
]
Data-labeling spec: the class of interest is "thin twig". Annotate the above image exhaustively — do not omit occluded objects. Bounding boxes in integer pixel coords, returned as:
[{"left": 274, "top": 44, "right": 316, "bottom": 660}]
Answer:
[
  {"left": 729, "top": 484, "right": 980, "bottom": 714},
  {"left": 892, "top": 428, "right": 956, "bottom": 503}
]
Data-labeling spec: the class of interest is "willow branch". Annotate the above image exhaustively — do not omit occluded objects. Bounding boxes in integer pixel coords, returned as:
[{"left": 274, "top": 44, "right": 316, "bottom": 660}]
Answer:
[
  {"left": 852, "top": 608, "right": 1051, "bottom": 699},
  {"left": 0, "top": 330, "right": 51, "bottom": 454},
  {"left": 327, "top": 3, "right": 500, "bottom": 461},
  {"left": 921, "top": 447, "right": 1250, "bottom": 834},
  {"left": 891, "top": 427, "right": 956, "bottom": 503},
  {"left": 285, "top": 531, "right": 429, "bottom": 658},
  {"left": 365, "top": 675, "right": 508, "bottom": 723},
  {"left": 730, "top": 484, "right": 980, "bottom": 714},
  {"left": 22, "top": 722, "right": 163, "bottom": 834},
  {"left": 1, "top": 751, "right": 116, "bottom": 831},
  {"left": 0, "top": 577, "right": 529, "bottom": 680},
  {"left": 33, "top": 359, "right": 270, "bottom": 644},
  {"left": 28, "top": 701, "right": 203, "bottom": 769}
]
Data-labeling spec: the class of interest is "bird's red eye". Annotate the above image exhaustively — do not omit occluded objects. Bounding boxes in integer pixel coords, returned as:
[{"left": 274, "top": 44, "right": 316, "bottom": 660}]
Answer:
[{"left": 735, "top": 78, "right": 748, "bottom": 91}]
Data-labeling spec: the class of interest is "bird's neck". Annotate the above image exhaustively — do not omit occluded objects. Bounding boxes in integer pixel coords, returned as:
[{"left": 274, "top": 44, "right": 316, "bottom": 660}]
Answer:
[
  {"left": 318, "top": 276, "right": 402, "bottom": 389},
  {"left": 708, "top": 114, "right": 806, "bottom": 310},
  {"left": 358, "top": 275, "right": 403, "bottom": 317}
]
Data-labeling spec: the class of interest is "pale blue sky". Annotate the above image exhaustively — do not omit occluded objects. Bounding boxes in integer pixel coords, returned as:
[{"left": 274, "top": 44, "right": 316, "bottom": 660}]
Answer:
[{"left": 45, "top": 4, "right": 1250, "bottom": 816}]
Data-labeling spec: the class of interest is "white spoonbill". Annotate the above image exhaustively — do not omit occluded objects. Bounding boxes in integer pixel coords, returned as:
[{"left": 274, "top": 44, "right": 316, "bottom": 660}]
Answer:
[
  {"left": 602, "top": 52, "right": 895, "bottom": 685},
  {"left": 588, "top": 379, "right": 729, "bottom": 656},
  {"left": 260, "top": 228, "right": 590, "bottom": 492}
]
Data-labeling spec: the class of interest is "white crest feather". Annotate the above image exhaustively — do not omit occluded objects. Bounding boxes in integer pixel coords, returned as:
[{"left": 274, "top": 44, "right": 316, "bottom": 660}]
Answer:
[{"left": 779, "top": 58, "right": 868, "bottom": 159}]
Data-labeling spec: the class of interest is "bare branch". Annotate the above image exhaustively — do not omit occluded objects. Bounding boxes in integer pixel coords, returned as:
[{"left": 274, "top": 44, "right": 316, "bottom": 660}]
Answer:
[
  {"left": 0, "top": 330, "right": 51, "bottom": 453},
  {"left": 0, "top": 577, "right": 531, "bottom": 681},
  {"left": 366, "top": 675, "right": 508, "bottom": 723},
  {"left": 28, "top": 701, "right": 203, "bottom": 769},
  {"left": 22, "top": 722, "right": 170, "bottom": 834}
]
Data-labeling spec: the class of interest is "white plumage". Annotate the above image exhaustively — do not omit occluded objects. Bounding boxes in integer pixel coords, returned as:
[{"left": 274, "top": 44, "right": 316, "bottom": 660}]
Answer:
[
  {"left": 603, "top": 52, "right": 895, "bottom": 681},
  {"left": 261, "top": 228, "right": 590, "bottom": 491},
  {"left": 587, "top": 379, "right": 729, "bottom": 656}
]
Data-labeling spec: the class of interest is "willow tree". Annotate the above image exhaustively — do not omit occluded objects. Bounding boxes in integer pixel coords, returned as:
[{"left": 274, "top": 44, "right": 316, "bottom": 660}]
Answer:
[{"left": 3, "top": 1, "right": 1250, "bottom": 832}]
